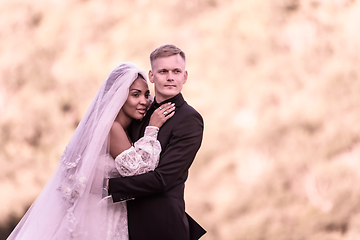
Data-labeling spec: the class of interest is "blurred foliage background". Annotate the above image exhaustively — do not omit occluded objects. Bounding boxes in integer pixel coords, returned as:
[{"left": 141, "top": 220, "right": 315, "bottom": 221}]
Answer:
[{"left": 1, "top": 0, "right": 360, "bottom": 239}]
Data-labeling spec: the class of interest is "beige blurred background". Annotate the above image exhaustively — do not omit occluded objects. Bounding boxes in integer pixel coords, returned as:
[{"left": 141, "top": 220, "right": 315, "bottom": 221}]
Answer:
[{"left": 1, "top": 0, "right": 360, "bottom": 239}]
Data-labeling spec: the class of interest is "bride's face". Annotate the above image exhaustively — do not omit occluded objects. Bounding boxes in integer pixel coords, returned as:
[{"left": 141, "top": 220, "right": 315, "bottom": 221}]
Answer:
[{"left": 122, "top": 77, "right": 150, "bottom": 120}]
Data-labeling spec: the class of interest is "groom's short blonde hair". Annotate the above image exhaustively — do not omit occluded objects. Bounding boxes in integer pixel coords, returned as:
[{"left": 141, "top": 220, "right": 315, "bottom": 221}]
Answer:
[{"left": 150, "top": 44, "right": 186, "bottom": 68}]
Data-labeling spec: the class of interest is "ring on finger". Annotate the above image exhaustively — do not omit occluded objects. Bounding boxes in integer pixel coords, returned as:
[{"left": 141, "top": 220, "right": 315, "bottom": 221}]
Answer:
[
  {"left": 163, "top": 111, "right": 167, "bottom": 115},
  {"left": 159, "top": 107, "right": 162, "bottom": 110}
]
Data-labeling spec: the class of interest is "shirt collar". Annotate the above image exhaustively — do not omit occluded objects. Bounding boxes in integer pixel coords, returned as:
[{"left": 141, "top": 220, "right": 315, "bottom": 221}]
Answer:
[{"left": 153, "top": 93, "right": 184, "bottom": 109}]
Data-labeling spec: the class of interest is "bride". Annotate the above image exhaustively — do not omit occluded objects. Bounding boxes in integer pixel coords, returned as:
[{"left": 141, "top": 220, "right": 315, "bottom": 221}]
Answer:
[{"left": 7, "top": 62, "right": 175, "bottom": 240}]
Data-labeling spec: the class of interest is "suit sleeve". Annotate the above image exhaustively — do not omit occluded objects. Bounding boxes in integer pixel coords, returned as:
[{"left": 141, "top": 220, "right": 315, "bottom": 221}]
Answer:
[{"left": 108, "top": 111, "right": 203, "bottom": 202}]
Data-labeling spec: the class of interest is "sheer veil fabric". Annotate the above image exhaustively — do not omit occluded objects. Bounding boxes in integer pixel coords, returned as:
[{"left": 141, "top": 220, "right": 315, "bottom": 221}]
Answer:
[{"left": 7, "top": 62, "right": 147, "bottom": 240}]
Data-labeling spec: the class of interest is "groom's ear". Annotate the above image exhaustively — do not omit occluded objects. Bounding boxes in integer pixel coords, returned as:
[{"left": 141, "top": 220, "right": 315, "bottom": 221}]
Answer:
[
  {"left": 148, "top": 70, "right": 154, "bottom": 83},
  {"left": 183, "top": 70, "right": 188, "bottom": 84}
]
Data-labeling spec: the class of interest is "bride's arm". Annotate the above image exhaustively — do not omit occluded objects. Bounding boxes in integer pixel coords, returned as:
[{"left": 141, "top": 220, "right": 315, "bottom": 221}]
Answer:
[
  {"left": 110, "top": 103, "right": 175, "bottom": 177},
  {"left": 114, "top": 126, "right": 161, "bottom": 176}
]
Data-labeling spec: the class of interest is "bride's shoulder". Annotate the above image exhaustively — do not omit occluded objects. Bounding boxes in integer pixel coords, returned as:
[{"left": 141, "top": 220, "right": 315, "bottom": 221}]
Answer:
[
  {"left": 110, "top": 121, "right": 127, "bottom": 138},
  {"left": 111, "top": 121, "right": 122, "bottom": 131}
]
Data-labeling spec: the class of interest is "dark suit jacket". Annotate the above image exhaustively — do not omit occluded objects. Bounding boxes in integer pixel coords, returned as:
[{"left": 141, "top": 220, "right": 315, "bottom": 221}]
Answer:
[{"left": 108, "top": 93, "right": 206, "bottom": 240}]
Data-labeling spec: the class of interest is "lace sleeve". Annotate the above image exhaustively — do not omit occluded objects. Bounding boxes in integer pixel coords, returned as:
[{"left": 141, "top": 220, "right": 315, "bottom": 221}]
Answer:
[{"left": 114, "top": 126, "right": 161, "bottom": 177}]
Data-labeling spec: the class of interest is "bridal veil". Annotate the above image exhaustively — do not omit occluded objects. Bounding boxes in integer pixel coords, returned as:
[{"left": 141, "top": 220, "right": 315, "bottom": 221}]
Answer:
[{"left": 7, "top": 62, "right": 147, "bottom": 240}]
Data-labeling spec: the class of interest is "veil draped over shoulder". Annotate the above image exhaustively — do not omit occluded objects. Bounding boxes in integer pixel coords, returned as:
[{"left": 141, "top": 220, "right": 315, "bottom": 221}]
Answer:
[{"left": 7, "top": 62, "right": 147, "bottom": 240}]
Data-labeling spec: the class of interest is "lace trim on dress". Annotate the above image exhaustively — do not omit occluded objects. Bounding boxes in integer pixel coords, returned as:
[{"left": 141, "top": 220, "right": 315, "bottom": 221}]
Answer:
[
  {"left": 115, "top": 126, "right": 161, "bottom": 177},
  {"left": 58, "top": 150, "right": 87, "bottom": 203},
  {"left": 58, "top": 150, "right": 89, "bottom": 238}
]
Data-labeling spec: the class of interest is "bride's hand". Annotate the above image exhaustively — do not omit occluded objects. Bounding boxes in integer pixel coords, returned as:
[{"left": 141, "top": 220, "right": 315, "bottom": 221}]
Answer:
[{"left": 148, "top": 103, "right": 176, "bottom": 128}]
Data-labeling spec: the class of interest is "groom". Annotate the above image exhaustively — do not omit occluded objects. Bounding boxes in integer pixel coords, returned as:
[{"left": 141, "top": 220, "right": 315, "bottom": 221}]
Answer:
[{"left": 108, "top": 44, "right": 206, "bottom": 240}]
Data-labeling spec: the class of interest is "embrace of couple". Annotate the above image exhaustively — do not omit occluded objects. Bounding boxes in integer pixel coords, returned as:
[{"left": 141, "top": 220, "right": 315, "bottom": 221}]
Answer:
[{"left": 7, "top": 44, "right": 206, "bottom": 240}]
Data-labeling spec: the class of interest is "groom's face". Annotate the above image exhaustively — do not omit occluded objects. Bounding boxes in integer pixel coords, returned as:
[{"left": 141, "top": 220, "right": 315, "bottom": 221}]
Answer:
[{"left": 148, "top": 54, "right": 188, "bottom": 103}]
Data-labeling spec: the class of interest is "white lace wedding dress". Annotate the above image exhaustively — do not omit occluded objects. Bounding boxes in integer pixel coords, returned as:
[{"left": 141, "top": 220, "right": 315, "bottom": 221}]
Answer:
[
  {"left": 7, "top": 62, "right": 156, "bottom": 240},
  {"left": 100, "top": 126, "right": 161, "bottom": 240}
]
